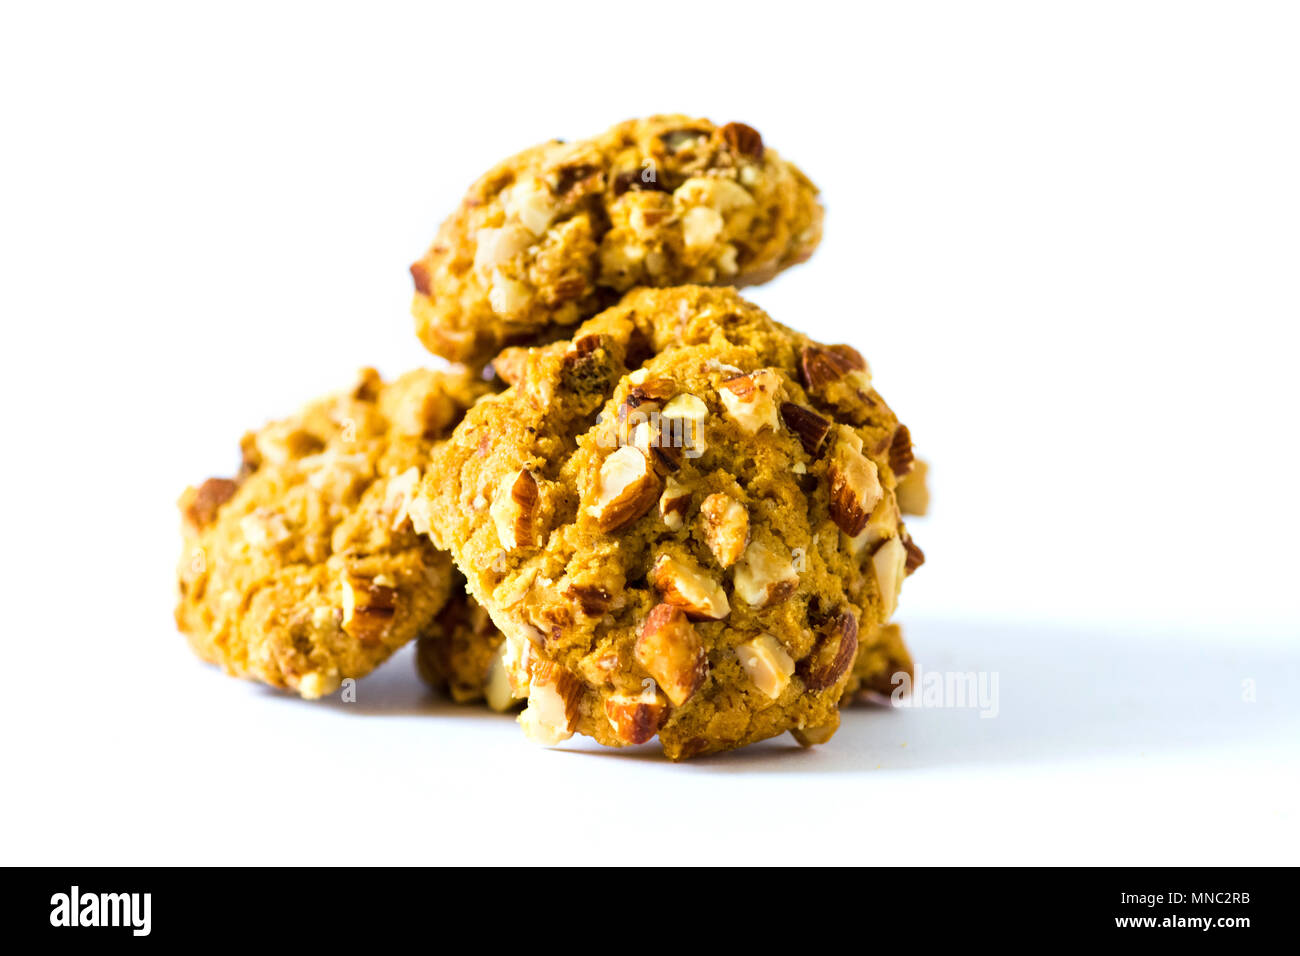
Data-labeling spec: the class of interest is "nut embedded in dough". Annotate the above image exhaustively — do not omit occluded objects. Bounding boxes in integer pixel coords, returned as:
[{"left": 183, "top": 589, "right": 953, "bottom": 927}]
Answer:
[
  {"left": 340, "top": 573, "right": 399, "bottom": 645},
  {"left": 718, "top": 121, "right": 764, "bottom": 159},
  {"left": 889, "top": 424, "right": 915, "bottom": 477},
  {"left": 799, "top": 611, "right": 860, "bottom": 691},
  {"left": 848, "top": 491, "right": 901, "bottom": 557},
  {"left": 718, "top": 368, "right": 782, "bottom": 434},
  {"left": 737, "top": 634, "right": 795, "bottom": 700},
  {"left": 563, "top": 580, "right": 616, "bottom": 617},
  {"left": 658, "top": 476, "right": 692, "bottom": 531},
  {"left": 828, "top": 430, "right": 883, "bottom": 537},
  {"left": 699, "top": 492, "right": 749, "bottom": 569},
  {"left": 604, "top": 683, "right": 670, "bottom": 744},
  {"left": 779, "top": 402, "right": 832, "bottom": 456},
  {"left": 904, "top": 534, "right": 926, "bottom": 576},
  {"left": 872, "top": 536, "right": 908, "bottom": 619},
  {"left": 587, "top": 446, "right": 660, "bottom": 533},
  {"left": 800, "top": 343, "right": 871, "bottom": 393},
  {"left": 733, "top": 539, "right": 799, "bottom": 608},
  {"left": 649, "top": 552, "right": 730, "bottom": 621},
  {"left": 635, "top": 603, "right": 708, "bottom": 707},
  {"left": 661, "top": 392, "right": 708, "bottom": 421},
  {"left": 183, "top": 477, "right": 240, "bottom": 531},
  {"left": 519, "top": 660, "right": 582, "bottom": 745},
  {"left": 490, "top": 468, "right": 541, "bottom": 550},
  {"left": 800, "top": 344, "right": 873, "bottom": 421}
]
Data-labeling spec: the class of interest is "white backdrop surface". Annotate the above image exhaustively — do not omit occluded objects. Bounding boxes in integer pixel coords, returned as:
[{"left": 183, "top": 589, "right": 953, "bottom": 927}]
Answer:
[{"left": 1, "top": 1, "right": 1296, "bottom": 865}]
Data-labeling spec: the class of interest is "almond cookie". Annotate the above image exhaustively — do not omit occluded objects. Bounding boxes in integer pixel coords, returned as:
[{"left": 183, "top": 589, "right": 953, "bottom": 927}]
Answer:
[
  {"left": 176, "top": 367, "right": 489, "bottom": 698},
  {"left": 410, "top": 115, "right": 823, "bottom": 365},
  {"left": 412, "top": 286, "right": 922, "bottom": 758}
]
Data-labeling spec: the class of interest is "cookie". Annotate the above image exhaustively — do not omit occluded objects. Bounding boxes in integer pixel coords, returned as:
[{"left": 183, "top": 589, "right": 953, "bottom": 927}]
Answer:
[
  {"left": 411, "top": 286, "right": 922, "bottom": 758},
  {"left": 410, "top": 115, "right": 823, "bottom": 366},
  {"left": 176, "top": 367, "right": 489, "bottom": 698}
]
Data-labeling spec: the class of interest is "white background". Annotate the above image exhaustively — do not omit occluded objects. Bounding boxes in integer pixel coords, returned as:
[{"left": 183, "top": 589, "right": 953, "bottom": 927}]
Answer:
[{"left": 2, "top": 1, "right": 1296, "bottom": 865}]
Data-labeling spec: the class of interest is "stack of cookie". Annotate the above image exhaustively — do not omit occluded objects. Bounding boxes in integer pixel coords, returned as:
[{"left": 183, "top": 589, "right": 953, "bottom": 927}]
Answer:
[{"left": 176, "top": 115, "right": 927, "bottom": 759}]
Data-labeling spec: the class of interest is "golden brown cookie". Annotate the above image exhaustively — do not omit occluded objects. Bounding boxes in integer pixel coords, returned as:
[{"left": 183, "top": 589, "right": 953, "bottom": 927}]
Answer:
[
  {"left": 176, "top": 367, "right": 489, "bottom": 698},
  {"left": 410, "top": 115, "right": 823, "bottom": 366},
  {"left": 411, "top": 286, "right": 922, "bottom": 758}
]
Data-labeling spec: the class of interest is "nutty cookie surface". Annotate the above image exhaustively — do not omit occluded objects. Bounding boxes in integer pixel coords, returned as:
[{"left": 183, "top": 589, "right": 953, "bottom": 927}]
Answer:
[
  {"left": 412, "top": 286, "right": 922, "bottom": 758},
  {"left": 176, "top": 367, "right": 488, "bottom": 698},
  {"left": 416, "top": 591, "right": 915, "bottom": 715},
  {"left": 410, "top": 115, "right": 823, "bottom": 366}
]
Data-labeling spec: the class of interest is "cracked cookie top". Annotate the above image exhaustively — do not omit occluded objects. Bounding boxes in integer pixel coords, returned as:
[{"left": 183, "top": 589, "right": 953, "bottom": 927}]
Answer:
[
  {"left": 410, "top": 115, "right": 823, "bottom": 366},
  {"left": 412, "top": 287, "right": 922, "bottom": 758},
  {"left": 176, "top": 367, "right": 489, "bottom": 698}
]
